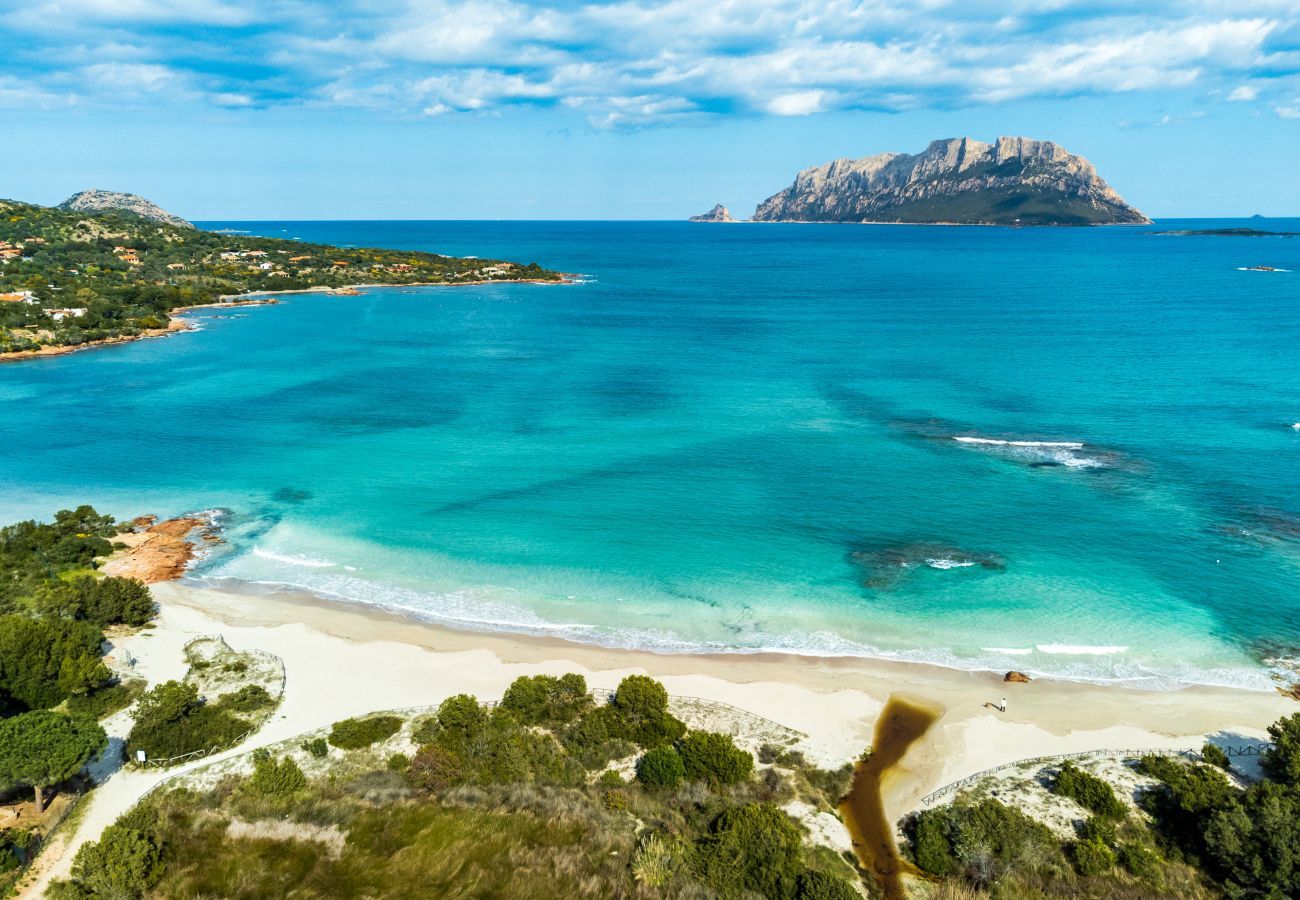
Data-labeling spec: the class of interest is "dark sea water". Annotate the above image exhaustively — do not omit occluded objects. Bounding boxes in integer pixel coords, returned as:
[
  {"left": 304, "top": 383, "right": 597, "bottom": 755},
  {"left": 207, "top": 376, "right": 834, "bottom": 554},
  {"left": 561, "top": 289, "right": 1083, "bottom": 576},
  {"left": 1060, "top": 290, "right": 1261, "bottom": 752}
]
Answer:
[{"left": 2, "top": 220, "right": 1298, "bottom": 688}]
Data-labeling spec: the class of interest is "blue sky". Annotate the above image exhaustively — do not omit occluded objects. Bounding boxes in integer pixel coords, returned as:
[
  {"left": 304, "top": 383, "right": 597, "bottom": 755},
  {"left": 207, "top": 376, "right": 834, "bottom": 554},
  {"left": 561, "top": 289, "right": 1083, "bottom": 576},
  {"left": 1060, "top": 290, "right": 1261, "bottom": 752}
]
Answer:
[{"left": 3, "top": 0, "right": 1299, "bottom": 219}]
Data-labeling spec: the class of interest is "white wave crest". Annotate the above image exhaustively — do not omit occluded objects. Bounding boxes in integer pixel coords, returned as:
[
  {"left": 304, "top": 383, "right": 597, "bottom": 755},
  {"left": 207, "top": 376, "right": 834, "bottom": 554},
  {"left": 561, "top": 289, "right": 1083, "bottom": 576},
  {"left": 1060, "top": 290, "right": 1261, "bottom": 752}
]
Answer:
[
  {"left": 954, "top": 437, "right": 1085, "bottom": 449},
  {"left": 252, "top": 547, "right": 339, "bottom": 568},
  {"left": 982, "top": 646, "right": 1034, "bottom": 655},
  {"left": 1036, "top": 643, "right": 1129, "bottom": 655},
  {"left": 925, "top": 558, "right": 976, "bottom": 569}
]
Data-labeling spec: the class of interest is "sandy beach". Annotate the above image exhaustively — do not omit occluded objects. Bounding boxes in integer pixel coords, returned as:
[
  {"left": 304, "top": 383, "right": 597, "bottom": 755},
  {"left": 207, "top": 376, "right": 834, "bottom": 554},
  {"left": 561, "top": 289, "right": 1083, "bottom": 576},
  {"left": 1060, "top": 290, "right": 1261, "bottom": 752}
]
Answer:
[{"left": 18, "top": 572, "right": 1295, "bottom": 895}]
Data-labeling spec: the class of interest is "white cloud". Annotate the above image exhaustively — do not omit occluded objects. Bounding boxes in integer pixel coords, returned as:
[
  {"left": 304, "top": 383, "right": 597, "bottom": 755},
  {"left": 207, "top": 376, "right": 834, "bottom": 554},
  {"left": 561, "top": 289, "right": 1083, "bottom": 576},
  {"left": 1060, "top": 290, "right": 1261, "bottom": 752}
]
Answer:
[
  {"left": 1277, "top": 104, "right": 1300, "bottom": 118},
  {"left": 767, "top": 90, "right": 827, "bottom": 115},
  {"left": 1, "top": 0, "right": 1297, "bottom": 125}
]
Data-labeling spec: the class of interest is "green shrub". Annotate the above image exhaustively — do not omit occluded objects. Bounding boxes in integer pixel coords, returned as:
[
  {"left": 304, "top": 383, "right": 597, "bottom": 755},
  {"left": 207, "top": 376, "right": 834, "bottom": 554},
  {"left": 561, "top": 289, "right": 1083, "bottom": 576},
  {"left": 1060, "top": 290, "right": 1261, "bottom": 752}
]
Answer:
[
  {"left": 910, "top": 807, "right": 959, "bottom": 875},
  {"left": 1076, "top": 815, "right": 1116, "bottom": 846},
  {"left": 1117, "top": 842, "right": 1158, "bottom": 879},
  {"left": 0, "top": 711, "right": 107, "bottom": 813},
  {"left": 1263, "top": 713, "right": 1300, "bottom": 786},
  {"left": 0, "top": 613, "right": 107, "bottom": 710},
  {"left": 904, "top": 799, "right": 1058, "bottom": 884},
  {"left": 69, "top": 824, "right": 161, "bottom": 899},
  {"left": 387, "top": 753, "right": 410, "bottom": 772},
  {"left": 215, "top": 684, "right": 274, "bottom": 714},
  {"left": 125, "top": 681, "right": 249, "bottom": 762},
  {"left": 499, "top": 673, "right": 591, "bottom": 727},
  {"left": 327, "top": 715, "right": 402, "bottom": 750},
  {"left": 636, "top": 746, "right": 686, "bottom": 788},
  {"left": 603, "top": 789, "right": 629, "bottom": 812},
  {"left": 597, "top": 769, "right": 625, "bottom": 787},
  {"left": 609, "top": 675, "right": 686, "bottom": 748},
  {"left": 1070, "top": 838, "right": 1116, "bottom": 876},
  {"left": 249, "top": 751, "right": 306, "bottom": 797},
  {"left": 678, "top": 731, "right": 753, "bottom": 786},
  {"left": 1201, "top": 742, "right": 1231, "bottom": 772},
  {"left": 301, "top": 737, "right": 328, "bottom": 758},
  {"left": 1051, "top": 761, "right": 1126, "bottom": 820},
  {"left": 222, "top": 660, "right": 248, "bottom": 674},
  {"left": 562, "top": 705, "right": 634, "bottom": 769},
  {"left": 696, "top": 803, "right": 805, "bottom": 898},
  {"left": 795, "top": 869, "right": 860, "bottom": 900},
  {"left": 66, "top": 679, "right": 144, "bottom": 720},
  {"left": 406, "top": 743, "right": 465, "bottom": 793}
]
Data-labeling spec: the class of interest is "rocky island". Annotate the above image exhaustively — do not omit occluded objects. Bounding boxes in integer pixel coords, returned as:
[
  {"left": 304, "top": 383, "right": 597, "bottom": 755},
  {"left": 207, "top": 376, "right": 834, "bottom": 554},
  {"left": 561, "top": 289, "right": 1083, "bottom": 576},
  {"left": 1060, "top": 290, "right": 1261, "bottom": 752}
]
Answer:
[
  {"left": 689, "top": 203, "right": 737, "bottom": 223},
  {"left": 752, "top": 136, "right": 1149, "bottom": 226}
]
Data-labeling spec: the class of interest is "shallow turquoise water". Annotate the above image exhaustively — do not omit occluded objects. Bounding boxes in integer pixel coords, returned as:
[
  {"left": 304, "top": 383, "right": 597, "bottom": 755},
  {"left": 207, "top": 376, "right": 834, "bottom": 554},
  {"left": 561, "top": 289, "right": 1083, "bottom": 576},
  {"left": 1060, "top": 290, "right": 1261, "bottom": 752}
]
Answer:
[{"left": 2, "top": 220, "right": 1298, "bottom": 688}]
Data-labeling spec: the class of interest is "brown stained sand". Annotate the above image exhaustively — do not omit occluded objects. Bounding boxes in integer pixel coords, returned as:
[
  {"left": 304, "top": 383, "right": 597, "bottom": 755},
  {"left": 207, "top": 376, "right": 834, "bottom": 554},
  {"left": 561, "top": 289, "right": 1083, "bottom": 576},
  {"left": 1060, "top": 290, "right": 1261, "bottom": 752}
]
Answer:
[
  {"left": 101, "top": 516, "right": 219, "bottom": 583},
  {"left": 841, "top": 694, "right": 944, "bottom": 899}
]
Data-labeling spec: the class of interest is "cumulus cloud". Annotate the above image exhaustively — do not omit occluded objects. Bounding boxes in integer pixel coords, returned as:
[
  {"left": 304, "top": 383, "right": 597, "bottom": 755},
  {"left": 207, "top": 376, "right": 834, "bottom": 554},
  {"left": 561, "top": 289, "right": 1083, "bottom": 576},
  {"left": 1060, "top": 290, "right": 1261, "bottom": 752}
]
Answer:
[{"left": 1, "top": 0, "right": 1297, "bottom": 124}]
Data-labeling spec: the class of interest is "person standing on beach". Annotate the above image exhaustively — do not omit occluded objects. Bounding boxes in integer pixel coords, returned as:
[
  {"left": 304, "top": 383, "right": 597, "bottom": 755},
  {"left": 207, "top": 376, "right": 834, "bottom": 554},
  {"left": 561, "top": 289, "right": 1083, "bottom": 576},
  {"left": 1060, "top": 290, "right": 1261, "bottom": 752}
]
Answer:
[{"left": 999, "top": 697, "right": 1007, "bottom": 712}]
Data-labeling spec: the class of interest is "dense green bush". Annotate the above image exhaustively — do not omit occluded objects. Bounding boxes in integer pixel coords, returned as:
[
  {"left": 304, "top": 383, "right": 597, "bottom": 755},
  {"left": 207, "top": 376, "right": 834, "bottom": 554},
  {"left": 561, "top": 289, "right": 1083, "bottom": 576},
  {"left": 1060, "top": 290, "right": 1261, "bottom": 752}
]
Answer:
[
  {"left": 0, "top": 710, "right": 107, "bottom": 812},
  {"left": 678, "top": 731, "right": 754, "bottom": 786},
  {"left": 1117, "top": 841, "right": 1158, "bottom": 879},
  {"left": 1201, "top": 742, "right": 1231, "bottom": 772},
  {"left": 610, "top": 675, "right": 686, "bottom": 748},
  {"left": 301, "top": 737, "right": 328, "bottom": 758},
  {"left": 1263, "top": 713, "right": 1300, "bottom": 786},
  {"left": 1138, "top": 745, "right": 1300, "bottom": 897},
  {"left": 562, "top": 704, "right": 634, "bottom": 769},
  {"left": 68, "top": 823, "right": 162, "bottom": 899},
  {"left": 327, "top": 715, "right": 402, "bottom": 750},
  {"left": 905, "top": 799, "right": 1058, "bottom": 885},
  {"left": 0, "top": 614, "right": 107, "bottom": 711},
  {"left": 1070, "top": 837, "right": 1116, "bottom": 876},
  {"left": 66, "top": 679, "right": 144, "bottom": 720},
  {"left": 499, "top": 673, "right": 591, "bottom": 727},
  {"left": 215, "top": 684, "right": 274, "bottom": 714},
  {"left": 636, "top": 746, "right": 686, "bottom": 788},
  {"left": 35, "top": 576, "right": 154, "bottom": 628},
  {"left": 406, "top": 744, "right": 465, "bottom": 793},
  {"left": 794, "top": 869, "right": 859, "bottom": 900},
  {"left": 249, "top": 751, "right": 306, "bottom": 797},
  {"left": 696, "top": 803, "right": 805, "bottom": 898},
  {"left": 125, "top": 680, "right": 249, "bottom": 762},
  {"left": 1051, "top": 761, "right": 1126, "bottom": 820}
]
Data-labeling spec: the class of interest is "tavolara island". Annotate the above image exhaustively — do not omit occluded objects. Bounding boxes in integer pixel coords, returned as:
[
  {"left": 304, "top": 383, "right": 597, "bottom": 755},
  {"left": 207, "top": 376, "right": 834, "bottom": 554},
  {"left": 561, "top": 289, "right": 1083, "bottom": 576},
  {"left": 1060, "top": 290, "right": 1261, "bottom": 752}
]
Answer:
[{"left": 749, "top": 136, "right": 1150, "bottom": 226}]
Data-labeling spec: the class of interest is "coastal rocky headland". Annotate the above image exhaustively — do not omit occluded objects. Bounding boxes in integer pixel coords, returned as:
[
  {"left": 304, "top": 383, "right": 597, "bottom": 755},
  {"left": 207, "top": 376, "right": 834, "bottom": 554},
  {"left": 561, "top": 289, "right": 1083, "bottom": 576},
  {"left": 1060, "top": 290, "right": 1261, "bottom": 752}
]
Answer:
[
  {"left": 689, "top": 203, "right": 737, "bottom": 222},
  {"left": 0, "top": 194, "right": 563, "bottom": 358},
  {"left": 101, "top": 513, "right": 223, "bottom": 583},
  {"left": 57, "top": 189, "right": 195, "bottom": 229},
  {"left": 751, "top": 136, "right": 1149, "bottom": 226}
]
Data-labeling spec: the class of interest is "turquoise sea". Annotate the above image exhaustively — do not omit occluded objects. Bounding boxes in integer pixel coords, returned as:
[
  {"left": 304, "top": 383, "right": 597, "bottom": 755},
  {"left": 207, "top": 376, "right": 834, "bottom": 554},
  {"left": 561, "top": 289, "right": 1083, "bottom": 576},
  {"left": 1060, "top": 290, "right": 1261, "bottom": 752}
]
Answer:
[{"left": 2, "top": 220, "right": 1298, "bottom": 689}]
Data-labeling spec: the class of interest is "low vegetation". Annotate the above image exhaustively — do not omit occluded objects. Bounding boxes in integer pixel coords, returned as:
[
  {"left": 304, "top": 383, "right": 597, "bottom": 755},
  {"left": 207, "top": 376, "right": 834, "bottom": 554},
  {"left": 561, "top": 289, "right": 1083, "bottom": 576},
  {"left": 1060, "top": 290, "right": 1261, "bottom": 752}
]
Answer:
[
  {"left": 58, "top": 673, "right": 861, "bottom": 898},
  {"left": 904, "top": 719, "right": 1300, "bottom": 898}
]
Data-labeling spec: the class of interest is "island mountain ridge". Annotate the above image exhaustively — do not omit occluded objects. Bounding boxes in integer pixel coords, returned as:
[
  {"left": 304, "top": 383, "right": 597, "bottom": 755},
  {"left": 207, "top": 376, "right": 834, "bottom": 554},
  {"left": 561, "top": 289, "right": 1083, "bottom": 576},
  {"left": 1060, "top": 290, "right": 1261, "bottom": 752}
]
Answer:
[{"left": 750, "top": 136, "right": 1149, "bottom": 226}]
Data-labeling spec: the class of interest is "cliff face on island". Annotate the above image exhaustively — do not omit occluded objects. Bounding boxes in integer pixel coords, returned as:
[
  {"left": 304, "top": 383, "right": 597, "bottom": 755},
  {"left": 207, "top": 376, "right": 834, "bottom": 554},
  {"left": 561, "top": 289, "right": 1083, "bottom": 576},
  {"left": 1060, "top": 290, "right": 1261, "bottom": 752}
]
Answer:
[
  {"left": 689, "top": 204, "right": 737, "bottom": 223},
  {"left": 58, "top": 189, "right": 195, "bottom": 229},
  {"left": 752, "top": 137, "right": 1149, "bottom": 226}
]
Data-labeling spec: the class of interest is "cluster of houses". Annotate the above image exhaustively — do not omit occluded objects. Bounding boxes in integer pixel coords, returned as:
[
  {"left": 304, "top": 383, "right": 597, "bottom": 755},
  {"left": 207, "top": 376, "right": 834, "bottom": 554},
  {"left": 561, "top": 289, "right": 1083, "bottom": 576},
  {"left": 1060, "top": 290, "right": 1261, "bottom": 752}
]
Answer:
[
  {"left": 0, "top": 290, "right": 87, "bottom": 323},
  {"left": 0, "top": 237, "right": 45, "bottom": 262}
]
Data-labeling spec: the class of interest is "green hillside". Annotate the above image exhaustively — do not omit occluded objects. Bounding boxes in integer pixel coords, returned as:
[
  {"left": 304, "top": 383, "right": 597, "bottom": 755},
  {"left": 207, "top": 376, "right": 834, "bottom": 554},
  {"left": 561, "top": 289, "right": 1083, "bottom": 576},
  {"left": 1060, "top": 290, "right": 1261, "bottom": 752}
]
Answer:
[{"left": 0, "top": 201, "right": 560, "bottom": 355}]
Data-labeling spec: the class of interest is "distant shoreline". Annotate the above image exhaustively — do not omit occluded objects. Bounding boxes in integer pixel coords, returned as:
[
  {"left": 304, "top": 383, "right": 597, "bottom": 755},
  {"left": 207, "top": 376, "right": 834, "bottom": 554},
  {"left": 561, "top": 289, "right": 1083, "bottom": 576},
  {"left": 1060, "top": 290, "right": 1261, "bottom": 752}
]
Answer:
[{"left": 0, "top": 276, "right": 576, "bottom": 364}]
